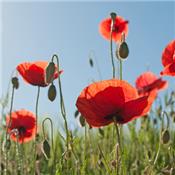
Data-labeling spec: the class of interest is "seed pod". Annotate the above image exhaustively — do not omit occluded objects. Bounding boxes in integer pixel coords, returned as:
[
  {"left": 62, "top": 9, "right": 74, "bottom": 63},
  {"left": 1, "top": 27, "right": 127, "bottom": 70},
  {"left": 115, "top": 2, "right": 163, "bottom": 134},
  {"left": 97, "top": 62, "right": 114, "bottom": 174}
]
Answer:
[
  {"left": 11, "top": 77, "right": 19, "bottom": 89},
  {"left": 46, "top": 62, "right": 55, "bottom": 84},
  {"left": 110, "top": 12, "right": 116, "bottom": 20},
  {"left": 117, "top": 42, "right": 129, "bottom": 59},
  {"left": 41, "top": 139, "right": 50, "bottom": 160},
  {"left": 48, "top": 84, "right": 57, "bottom": 102},
  {"left": 162, "top": 129, "right": 170, "bottom": 144}
]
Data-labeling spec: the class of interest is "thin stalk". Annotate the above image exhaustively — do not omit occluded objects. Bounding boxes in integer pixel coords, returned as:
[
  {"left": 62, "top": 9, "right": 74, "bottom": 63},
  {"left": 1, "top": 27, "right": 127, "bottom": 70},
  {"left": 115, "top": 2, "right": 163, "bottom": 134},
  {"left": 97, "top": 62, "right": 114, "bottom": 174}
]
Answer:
[
  {"left": 52, "top": 54, "right": 69, "bottom": 149},
  {"left": 98, "top": 144, "right": 111, "bottom": 175},
  {"left": 42, "top": 117, "right": 55, "bottom": 174},
  {"left": 119, "top": 59, "right": 123, "bottom": 80},
  {"left": 35, "top": 86, "right": 40, "bottom": 137},
  {"left": 4, "top": 86, "right": 15, "bottom": 175},
  {"left": 34, "top": 86, "right": 40, "bottom": 174},
  {"left": 110, "top": 30, "right": 115, "bottom": 78}
]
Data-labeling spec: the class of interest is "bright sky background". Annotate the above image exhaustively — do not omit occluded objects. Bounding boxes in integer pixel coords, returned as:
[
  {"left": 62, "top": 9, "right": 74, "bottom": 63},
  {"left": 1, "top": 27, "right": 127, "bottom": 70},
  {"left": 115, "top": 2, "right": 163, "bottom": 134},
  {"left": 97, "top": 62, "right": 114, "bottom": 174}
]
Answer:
[{"left": 0, "top": 1, "right": 175, "bottom": 129}]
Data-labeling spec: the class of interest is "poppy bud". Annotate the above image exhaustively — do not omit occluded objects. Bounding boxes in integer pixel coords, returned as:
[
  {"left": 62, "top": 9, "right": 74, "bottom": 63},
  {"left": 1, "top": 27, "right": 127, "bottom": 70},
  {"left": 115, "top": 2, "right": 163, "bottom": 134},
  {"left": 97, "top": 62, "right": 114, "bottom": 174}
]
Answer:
[
  {"left": 46, "top": 62, "right": 55, "bottom": 84},
  {"left": 161, "top": 129, "right": 170, "bottom": 144},
  {"left": 41, "top": 139, "right": 50, "bottom": 160},
  {"left": 117, "top": 42, "right": 129, "bottom": 59},
  {"left": 89, "top": 58, "right": 94, "bottom": 67},
  {"left": 74, "top": 110, "right": 79, "bottom": 118},
  {"left": 11, "top": 77, "right": 19, "bottom": 89},
  {"left": 79, "top": 115, "right": 86, "bottom": 127},
  {"left": 48, "top": 84, "right": 57, "bottom": 102}
]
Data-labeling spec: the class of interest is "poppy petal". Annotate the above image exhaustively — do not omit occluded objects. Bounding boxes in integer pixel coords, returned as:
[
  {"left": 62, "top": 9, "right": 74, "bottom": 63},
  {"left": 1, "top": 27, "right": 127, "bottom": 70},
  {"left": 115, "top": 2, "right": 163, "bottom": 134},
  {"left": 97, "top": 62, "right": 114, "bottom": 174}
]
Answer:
[
  {"left": 162, "top": 40, "right": 175, "bottom": 67},
  {"left": 136, "top": 71, "right": 168, "bottom": 95},
  {"left": 160, "top": 61, "right": 175, "bottom": 76},
  {"left": 99, "top": 16, "right": 128, "bottom": 42},
  {"left": 76, "top": 79, "right": 138, "bottom": 127},
  {"left": 122, "top": 91, "right": 156, "bottom": 123},
  {"left": 17, "top": 61, "right": 61, "bottom": 87}
]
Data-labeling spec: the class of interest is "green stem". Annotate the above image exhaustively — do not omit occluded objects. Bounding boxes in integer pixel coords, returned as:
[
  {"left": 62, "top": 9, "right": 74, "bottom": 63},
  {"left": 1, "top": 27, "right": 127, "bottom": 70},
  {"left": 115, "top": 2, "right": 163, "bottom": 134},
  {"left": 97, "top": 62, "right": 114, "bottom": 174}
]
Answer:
[
  {"left": 34, "top": 86, "right": 40, "bottom": 174},
  {"left": 110, "top": 30, "right": 115, "bottom": 78},
  {"left": 35, "top": 86, "right": 40, "bottom": 137},
  {"left": 119, "top": 59, "right": 123, "bottom": 80},
  {"left": 98, "top": 144, "right": 111, "bottom": 175},
  {"left": 52, "top": 54, "right": 69, "bottom": 149},
  {"left": 4, "top": 85, "right": 15, "bottom": 175},
  {"left": 42, "top": 117, "right": 54, "bottom": 147}
]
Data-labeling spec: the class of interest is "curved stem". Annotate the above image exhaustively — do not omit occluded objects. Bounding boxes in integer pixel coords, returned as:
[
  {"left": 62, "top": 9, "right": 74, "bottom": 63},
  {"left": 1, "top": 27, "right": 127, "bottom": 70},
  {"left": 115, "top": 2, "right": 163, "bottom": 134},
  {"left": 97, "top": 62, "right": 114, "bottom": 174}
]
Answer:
[
  {"left": 52, "top": 54, "right": 69, "bottom": 149},
  {"left": 42, "top": 117, "right": 54, "bottom": 148}
]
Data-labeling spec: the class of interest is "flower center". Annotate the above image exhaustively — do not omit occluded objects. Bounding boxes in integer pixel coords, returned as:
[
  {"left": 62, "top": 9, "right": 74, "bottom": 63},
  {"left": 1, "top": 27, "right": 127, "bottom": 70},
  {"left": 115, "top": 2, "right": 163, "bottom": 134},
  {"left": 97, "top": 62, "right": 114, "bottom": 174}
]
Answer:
[
  {"left": 18, "top": 126, "right": 26, "bottom": 135},
  {"left": 105, "top": 112, "right": 124, "bottom": 123}
]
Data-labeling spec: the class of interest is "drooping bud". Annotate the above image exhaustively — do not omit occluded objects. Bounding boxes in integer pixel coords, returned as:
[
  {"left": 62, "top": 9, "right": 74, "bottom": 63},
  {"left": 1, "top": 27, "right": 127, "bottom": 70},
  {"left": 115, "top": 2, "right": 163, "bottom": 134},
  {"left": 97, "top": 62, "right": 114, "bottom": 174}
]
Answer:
[
  {"left": 45, "top": 62, "right": 56, "bottom": 84},
  {"left": 89, "top": 58, "right": 94, "bottom": 67},
  {"left": 161, "top": 129, "right": 170, "bottom": 144},
  {"left": 11, "top": 77, "right": 19, "bottom": 89},
  {"left": 48, "top": 84, "right": 57, "bottom": 102},
  {"left": 74, "top": 110, "right": 79, "bottom": 118},
  {"left": 117, "top": 41, "right": 129, "bottom": 59},
  {"left": 41, "top": 139, "right": 50, "bottom": 160}
]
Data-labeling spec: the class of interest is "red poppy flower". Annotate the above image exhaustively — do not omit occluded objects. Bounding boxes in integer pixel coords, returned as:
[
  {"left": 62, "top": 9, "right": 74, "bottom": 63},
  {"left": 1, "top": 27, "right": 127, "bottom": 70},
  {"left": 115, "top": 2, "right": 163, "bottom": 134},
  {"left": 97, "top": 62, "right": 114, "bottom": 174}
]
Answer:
[
  {"left": 99, "top": 16, "right": 128, "bottom": 42},
  {"left": 160, "top": 40, "right": 175, "bottom": 76},
  {"left": 135, "top": 71, "right": 168, "bottom": 96},
  {"left": 17, "top": 61, "right": 62, "bottom": 87},
  {"left": 6, "top": 109, "right": 36, "bottom": 143},
  {"left": 76, "top": 79, "right": 156, "bottom": 127}
]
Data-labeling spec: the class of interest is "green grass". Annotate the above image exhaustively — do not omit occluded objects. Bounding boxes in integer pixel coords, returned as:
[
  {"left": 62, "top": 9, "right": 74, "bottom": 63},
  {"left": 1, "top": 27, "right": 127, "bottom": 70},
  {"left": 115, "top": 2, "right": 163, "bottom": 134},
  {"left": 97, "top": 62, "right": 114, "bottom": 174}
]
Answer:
[{"left": 0, "top": 91, "right": 175, "bottom": 175}]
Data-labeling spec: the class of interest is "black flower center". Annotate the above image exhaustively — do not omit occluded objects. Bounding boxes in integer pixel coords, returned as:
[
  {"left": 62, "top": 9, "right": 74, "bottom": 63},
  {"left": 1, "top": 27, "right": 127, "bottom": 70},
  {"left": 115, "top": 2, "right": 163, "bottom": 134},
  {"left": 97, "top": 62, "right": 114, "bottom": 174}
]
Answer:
[
  {"left": 104, "top": 113, "right": 124, "bottom": 123},
  {"left": 18, "top": 126, "right": 26, "bottom": 135}
]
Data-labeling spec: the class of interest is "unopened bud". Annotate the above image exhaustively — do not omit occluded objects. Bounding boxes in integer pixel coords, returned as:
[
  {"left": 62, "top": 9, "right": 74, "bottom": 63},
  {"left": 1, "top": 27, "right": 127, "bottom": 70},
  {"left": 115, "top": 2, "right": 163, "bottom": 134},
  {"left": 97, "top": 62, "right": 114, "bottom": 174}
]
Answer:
[
  {"left": 79, "top": 115, "right": 86, "bottom": 127},
  {"left": 3, "top": 139, "right": 11, "bottom": 151},
  {"left": 48, "top": 84, "right": 57, "bottom": 102},
  {"left": 11, "top": 77, "right": 19, "bottom": 89},
  {"left": 46, "top": 62, "right": 56, "bottom": 84},
  {"left": 41, "top": 139, "right": 50, "bottom": 160},
  {"left": 162, "top": 129, "right": 170, "bottom": 144},
  {"left": 117, "top": 42, "right": 129, "bottom": 59}
]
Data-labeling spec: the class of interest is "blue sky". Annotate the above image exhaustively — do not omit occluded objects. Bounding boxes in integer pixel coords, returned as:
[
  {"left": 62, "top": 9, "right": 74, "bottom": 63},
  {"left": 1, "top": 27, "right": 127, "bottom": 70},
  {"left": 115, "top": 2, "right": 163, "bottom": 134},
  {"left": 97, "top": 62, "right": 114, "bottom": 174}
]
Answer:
[{"left": 0, "top": 1, "right": 175, "bottom": 129}]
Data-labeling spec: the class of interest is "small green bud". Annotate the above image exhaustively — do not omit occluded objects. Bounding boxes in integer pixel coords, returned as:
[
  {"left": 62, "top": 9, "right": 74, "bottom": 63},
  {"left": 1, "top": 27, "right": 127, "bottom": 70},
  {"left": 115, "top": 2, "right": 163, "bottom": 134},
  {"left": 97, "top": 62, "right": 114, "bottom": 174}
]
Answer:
[
  {"left": 117, "top": 42, "right": 129, "bottom": 59},
  {"left": 42, "top": 139, "right": 50, "bottom": 160},
  {"left": 162, "top": 129, "right": 170, "bottom": 144},
  {"left": 48, "top": 84, "right": 57, "bottom": 102},
  {"left": 46, "top": 62, "right": 55, "bottom": 84}
]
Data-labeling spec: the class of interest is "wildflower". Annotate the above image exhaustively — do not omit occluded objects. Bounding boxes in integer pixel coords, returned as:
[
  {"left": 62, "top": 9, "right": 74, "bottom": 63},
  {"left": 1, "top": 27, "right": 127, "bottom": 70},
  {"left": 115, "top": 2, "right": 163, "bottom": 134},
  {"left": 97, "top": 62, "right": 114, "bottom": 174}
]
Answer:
[
  {"left": 6, "top": 109, "right": 36, "bottom": 143},
  {"left": 160, "top": 40, "right": 175, "bottom": 76},
  {"left": 99, "top": 15, "right": 128, "bottom": 42},
  {"left": 76, "top": 79, "right": 156, "bottom": 127},
  {"left": 135, "top": 71, "right": 168, "bottom": 96},
  {"left": 17, "top": 61, "right": 62, "bottom": 87}
]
